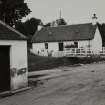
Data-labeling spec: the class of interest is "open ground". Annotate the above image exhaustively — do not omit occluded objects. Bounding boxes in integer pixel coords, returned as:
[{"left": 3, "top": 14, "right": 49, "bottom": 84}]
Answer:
[{"left": 0, "top": 62, "right": 105, "bottom": 105}]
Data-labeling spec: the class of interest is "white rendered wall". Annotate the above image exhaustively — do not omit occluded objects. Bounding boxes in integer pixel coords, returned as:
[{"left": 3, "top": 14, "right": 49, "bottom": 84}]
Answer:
[
  {"left": 48, "top": 42, "right": 58, "bottom": 52},
  {"left": 32, "top": 43, "right": 47, "bottom": 56},
  {"left": 32, "top": 42, "right": 58, "bottom": 56},
  {"left": 78, "top": 41, "right": 89, "bottom": 48},
  {"left": 32, "top": 43, "right": 45, "bottom": 52},
  {"left": 32, "top": 42, "right": 58, "bottom": 52},
  {"left": 0, "top": 40, "right": 28, "bottom": 90},
  {"left": 90, "top": 28, "right": 102, "bottom": 53}
]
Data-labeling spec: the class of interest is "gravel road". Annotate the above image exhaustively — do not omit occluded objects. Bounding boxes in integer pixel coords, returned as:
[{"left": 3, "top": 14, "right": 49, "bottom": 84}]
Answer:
[{"left": 1, "top": 63, "right": 105, "bottom": 105}]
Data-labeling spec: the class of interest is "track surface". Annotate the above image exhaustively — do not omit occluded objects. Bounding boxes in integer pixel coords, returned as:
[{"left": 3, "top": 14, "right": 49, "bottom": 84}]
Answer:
[{"left": 1, "top": 63, "right": 105, "bottom": 105}]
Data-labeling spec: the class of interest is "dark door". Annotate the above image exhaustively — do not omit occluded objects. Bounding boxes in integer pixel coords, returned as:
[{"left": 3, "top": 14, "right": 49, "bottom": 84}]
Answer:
[
  {"left": 0, "top": 46, "right": 10, "bottom": 92},
  {"left": 59, "top": 43, "right": 64, "bottom": 51}
]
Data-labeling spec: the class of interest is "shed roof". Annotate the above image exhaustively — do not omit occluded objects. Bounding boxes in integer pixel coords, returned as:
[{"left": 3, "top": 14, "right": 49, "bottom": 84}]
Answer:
[
  {"left": 32, "top": 23, "right": 97, "bottom": 43},
  {"left": 0, "top": 21, "right": 27, "bottom": 40}
]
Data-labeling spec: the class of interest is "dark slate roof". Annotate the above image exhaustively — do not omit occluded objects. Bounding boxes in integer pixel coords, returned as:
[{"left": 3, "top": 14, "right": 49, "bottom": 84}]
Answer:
[
  {"left": 32, "top": 23, "right": 97, "bottom": 43},
  {"left": 0, "top": 21, "right": 27, "bottom": 40}
]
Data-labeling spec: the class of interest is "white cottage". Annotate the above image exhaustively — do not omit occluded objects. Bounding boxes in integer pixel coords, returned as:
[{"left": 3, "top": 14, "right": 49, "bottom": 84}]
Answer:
[
  {"left": 32, "top": 23, "right": 102, "bottom": 57},
  {"left": 0, "top": 21, "right": 28, "bottom": 93},
  {"left": 31, "top": 15, "right": 102, "bottom": 57}
]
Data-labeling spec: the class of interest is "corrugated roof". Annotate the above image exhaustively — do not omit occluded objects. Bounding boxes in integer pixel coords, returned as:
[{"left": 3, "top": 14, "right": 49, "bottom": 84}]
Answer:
[
  {"left": 32, "top": 23, "right": 97, "bottom": 43},
  {"left": 0, "top": 21, "right": 27, "bottom": 40}
]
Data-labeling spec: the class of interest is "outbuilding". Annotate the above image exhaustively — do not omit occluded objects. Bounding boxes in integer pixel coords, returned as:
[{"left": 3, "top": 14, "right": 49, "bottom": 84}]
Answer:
[{"left": 0, "top": 21, "right": 28, "bottom": 93}]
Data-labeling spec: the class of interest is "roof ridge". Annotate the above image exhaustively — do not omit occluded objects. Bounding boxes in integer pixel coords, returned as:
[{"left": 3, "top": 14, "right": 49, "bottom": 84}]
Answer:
[
  {"left": 0, "top": 20, "right": 27, "bottom": 39},
  {"left": 43, "top": 23, "right": 92, "bottom": 29}
]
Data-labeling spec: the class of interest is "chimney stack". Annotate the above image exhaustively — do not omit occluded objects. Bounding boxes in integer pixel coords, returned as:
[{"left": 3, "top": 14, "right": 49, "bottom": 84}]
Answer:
[{"left": 92, "top": 13, "right": 98, "bottom": 25}]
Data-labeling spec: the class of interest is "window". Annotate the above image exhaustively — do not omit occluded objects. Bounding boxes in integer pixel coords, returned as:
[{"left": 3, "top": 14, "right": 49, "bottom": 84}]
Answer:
[
  {"left": 45, "top": 43, "right": 48, "bottom": 49},
  {"left": 59, "top": 42, "right": 64, "bottom": 51},
  {"left": 74, "top": 42, "right": 78, "bottom": 48}
]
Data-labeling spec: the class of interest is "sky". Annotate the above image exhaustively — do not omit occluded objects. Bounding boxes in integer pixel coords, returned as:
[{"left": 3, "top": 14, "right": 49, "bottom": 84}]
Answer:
[{"left": 25, "top": 0, "right": 105, "bottom": 24}]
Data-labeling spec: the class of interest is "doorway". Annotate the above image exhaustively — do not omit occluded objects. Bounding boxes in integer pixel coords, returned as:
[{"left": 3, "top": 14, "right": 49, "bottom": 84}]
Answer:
[
  {"left": 59, "top": 42, "right": 64, "bottom": 51},
  {"left": 0, "top": 46, "right": 10, "bottom": 92}
]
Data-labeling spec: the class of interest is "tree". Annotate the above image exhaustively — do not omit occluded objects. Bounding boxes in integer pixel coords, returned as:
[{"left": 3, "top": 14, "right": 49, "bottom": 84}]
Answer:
[
  {"left": 15, "top": 18, "right": 42, "bottom": 47},
  {"left": 0, "top": 0, "right": 31, "bottom": 26},
  {"left": 44, "top": 18, "right": 67, "bottom": 27},
  {"left": 56, "top": 18, "right": 67, "bottom": 25},
  {"left": 15, "top": 18, "right": 42, "bottom": 37}
]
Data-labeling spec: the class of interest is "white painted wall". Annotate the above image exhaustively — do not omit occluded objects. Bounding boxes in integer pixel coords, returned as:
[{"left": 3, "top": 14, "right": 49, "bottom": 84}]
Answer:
[
  {"left": 32, "top": 41, "right": 90, "bottom": 56},
  {"left": 32, "top": 42, "right": 58, "bottom": 56},
  {"left": 48, "top": 42, "right": 58, "bottom": 52},
  {"left": 90, "top": 28, "right": 102, "bottom": 53},
  {"left": 32, "top": 43, "right": 45, "bottom": 52},
  {"left": 32, "top": 42, "right": 58, "bottom": 52},
  {"left": 78, "top": 41, "right": 89, "bottom": 48},
  {"left": 0, "top": 40, "right": 28, "bottom": 90},
  {"left": 32, "top": 27, "right": 102, "bottom": 56},
  {"left": 32, "top": 43, "right": 47, "bottom": 56}
]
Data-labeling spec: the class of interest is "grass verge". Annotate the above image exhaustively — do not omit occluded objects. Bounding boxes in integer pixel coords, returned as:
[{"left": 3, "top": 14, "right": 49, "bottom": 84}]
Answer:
[{"left": 28, "top": 52, "right": 105, "bottom": 72}]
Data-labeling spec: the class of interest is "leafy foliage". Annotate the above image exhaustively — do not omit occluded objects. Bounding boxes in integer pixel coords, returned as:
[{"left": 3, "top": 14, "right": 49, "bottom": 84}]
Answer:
[
  {"left": 15, "top": 18, "right": 41, "bottom": 37},
  {"left": 0, "top": 0, "right": 31, "bottom": 26},
  {"left": 56, "top": 18, "right": 67, "bottom": 25},
  {"left": 44, "top": 18, "right": 67, "bottom": 27},
  {"left": 15, "top": 18, "right": 42, "bottom": 47}
]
